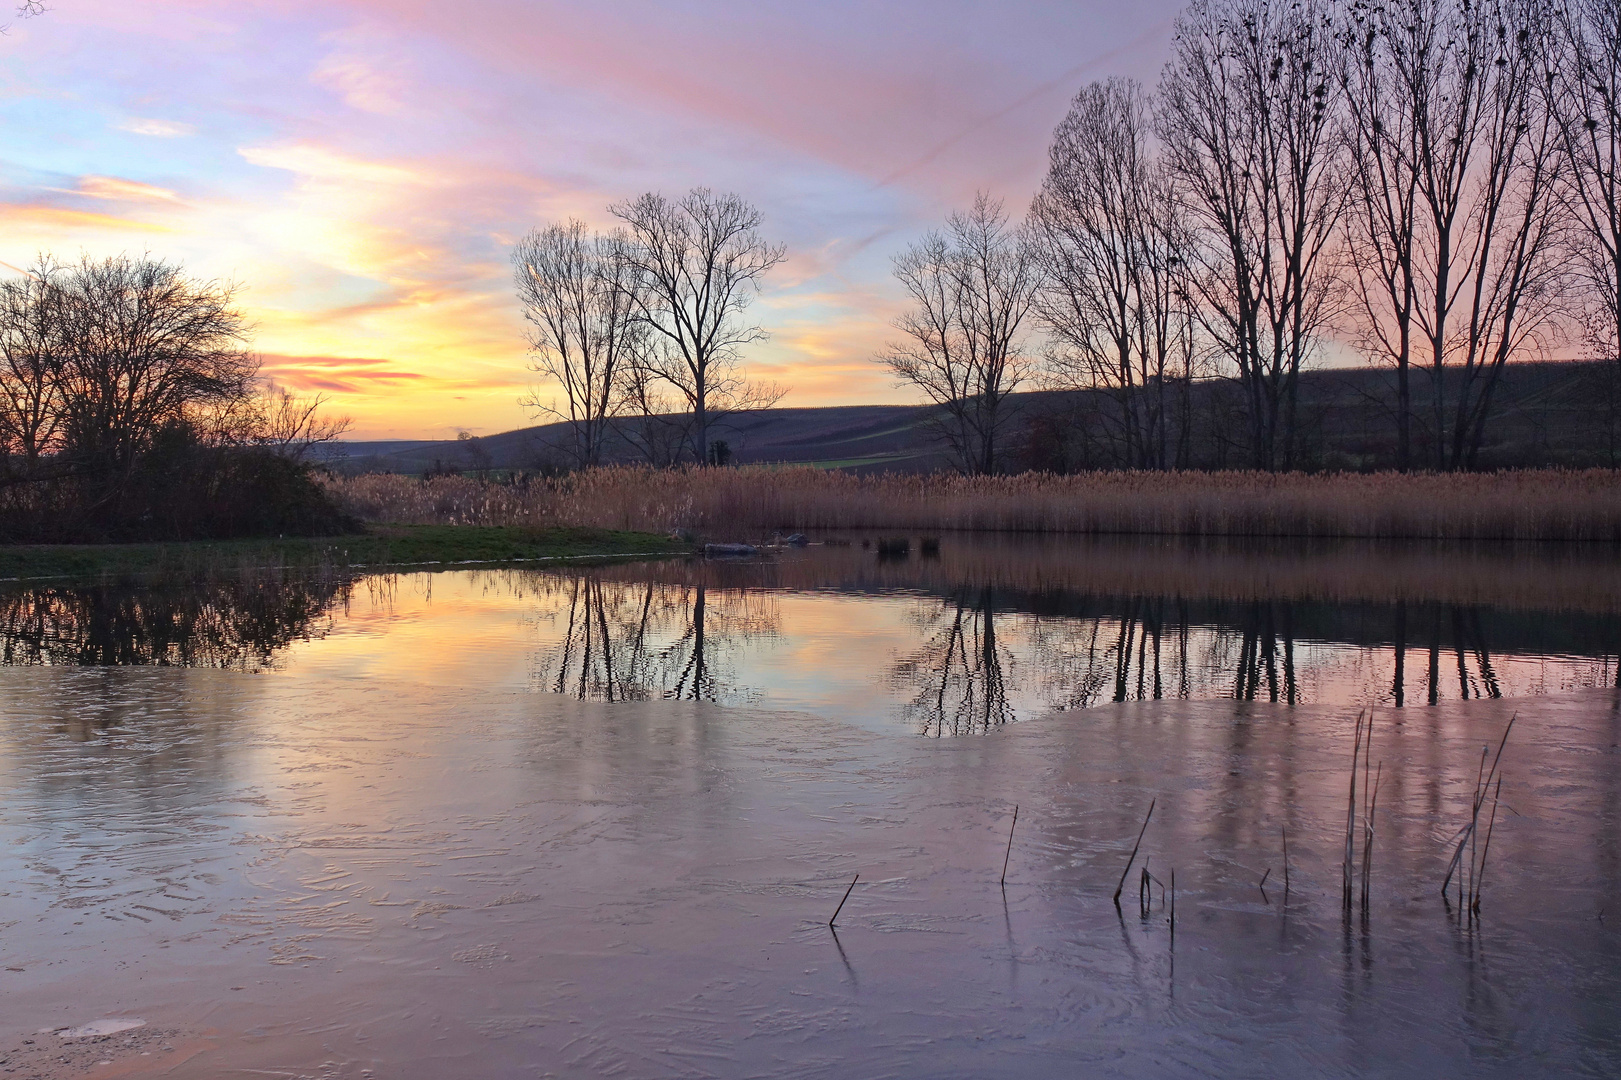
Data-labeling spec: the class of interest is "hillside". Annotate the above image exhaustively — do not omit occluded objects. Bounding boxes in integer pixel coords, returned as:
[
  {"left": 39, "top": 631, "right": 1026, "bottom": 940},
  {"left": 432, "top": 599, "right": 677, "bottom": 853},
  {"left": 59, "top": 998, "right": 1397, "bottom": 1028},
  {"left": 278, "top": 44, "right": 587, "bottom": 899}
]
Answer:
[
  {"left": 323, "top": 360, "right": 1621, "bottom": 475},
  {"left": 327, "top": 403, "right": 952, "bottom": 474}
]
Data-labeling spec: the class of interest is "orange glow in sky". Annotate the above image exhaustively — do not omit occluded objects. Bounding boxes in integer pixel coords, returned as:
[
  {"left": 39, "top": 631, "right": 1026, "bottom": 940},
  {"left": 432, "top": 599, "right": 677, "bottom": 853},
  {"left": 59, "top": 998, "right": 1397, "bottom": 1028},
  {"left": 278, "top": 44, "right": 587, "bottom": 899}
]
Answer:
[{"left": 0, "top": 2, "right": 1178, "bottom": 438}]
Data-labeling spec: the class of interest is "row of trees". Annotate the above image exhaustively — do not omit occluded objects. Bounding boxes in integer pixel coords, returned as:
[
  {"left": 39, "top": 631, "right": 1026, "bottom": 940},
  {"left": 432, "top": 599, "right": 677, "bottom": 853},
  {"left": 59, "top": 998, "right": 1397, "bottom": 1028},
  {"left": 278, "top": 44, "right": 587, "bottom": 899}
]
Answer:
[
  {"left": 513, "top": 188, "right": 785, "bottom": 468},
  {"left": 0, "top": 254, "right": 350, "bottom": 540},
  {"left": 884, "top": 0, "right": 1621, "bottom": 473}
]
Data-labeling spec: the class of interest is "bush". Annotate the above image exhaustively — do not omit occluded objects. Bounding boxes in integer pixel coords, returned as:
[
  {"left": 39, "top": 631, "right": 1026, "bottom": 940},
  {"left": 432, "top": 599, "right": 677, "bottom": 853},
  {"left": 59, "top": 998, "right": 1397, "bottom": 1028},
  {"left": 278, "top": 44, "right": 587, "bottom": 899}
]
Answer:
[
  {"left": 0, "top": 254, "right": 354, "bottom": 545},
  {"left": 1, "top": 432, "right": 357, "bottom": 543}
]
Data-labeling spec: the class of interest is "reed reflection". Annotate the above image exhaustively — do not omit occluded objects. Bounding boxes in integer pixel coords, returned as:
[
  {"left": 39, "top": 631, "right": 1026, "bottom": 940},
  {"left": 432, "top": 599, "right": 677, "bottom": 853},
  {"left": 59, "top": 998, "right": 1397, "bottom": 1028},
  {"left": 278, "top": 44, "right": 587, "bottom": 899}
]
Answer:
[{"left": 0, "top": 576, "right": 351, "bottom": 669}]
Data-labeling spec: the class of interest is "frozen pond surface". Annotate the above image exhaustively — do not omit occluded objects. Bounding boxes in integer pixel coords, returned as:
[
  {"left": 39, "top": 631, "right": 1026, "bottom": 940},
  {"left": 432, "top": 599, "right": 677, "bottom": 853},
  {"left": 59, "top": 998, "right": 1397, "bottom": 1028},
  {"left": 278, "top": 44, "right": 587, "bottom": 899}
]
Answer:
[
  {"left": 6, "top": 535, "right": 1621, "bottom": 725},
  {"left": 1, "top": 543, "right": 1619, "bottom": 1077}
]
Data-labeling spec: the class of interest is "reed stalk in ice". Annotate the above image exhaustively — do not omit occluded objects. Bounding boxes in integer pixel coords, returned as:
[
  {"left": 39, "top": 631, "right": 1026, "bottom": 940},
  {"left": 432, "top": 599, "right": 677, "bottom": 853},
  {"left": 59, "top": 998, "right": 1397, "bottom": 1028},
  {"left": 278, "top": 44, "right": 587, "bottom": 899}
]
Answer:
[
  {"left": 829, "top": 874, "right": 858, "bottom": 929},
  {"left": 1114, "top": 799, "right": 1156, "bottom": 909}
]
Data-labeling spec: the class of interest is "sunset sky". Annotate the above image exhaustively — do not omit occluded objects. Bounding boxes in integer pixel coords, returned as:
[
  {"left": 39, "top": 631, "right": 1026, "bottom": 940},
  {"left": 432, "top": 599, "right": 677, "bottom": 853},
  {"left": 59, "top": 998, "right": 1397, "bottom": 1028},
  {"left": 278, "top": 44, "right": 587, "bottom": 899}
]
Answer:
[{"left": 1, "top": 1, "right": 1181, "bottom": 439}]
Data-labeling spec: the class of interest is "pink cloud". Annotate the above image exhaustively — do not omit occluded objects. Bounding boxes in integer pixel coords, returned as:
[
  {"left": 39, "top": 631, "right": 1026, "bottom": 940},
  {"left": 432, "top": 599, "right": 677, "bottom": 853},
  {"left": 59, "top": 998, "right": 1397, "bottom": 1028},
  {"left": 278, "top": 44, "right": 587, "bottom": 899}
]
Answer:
[
  {"left": 259, "top": 353, "right": 431, "bottom": 394},
  {"left": 10, "top": 0, "right": 1184, "bottom": 437}
]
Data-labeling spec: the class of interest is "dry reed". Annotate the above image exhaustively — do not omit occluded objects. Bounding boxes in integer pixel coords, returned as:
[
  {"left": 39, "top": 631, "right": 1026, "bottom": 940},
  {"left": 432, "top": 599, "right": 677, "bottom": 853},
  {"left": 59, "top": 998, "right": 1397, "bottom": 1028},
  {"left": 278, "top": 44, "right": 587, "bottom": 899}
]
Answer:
[
  {"left": 1361, "top": 761, "right": 1383, "bottom": 913},
  {"left": 1339, "top": 711, "right": 1386, "bottom": 917},
  {"left": 829, "top": 873, "right": 858, "bottom": 928},
  {"left": 1114, "top": 799, "right": 1156, "bottom": 909},
  {"left": 1442, "top": 716, "right": 1515, "bottom": 919},
  {"left": 1343, "top": 711, "right": 1367, "bottom": 914},
  {"left": 1001, "top": 805, "right": 1018, "bottom": 887},
  {"left": 1282, "top": 826, "right": 1290, "bottom": 898},
  {"left": 1473, "top": 777, "right": 1504, "bottom": 915},
  {"left": 327, "top": 466, "right": 1621, "bottom": 543}
]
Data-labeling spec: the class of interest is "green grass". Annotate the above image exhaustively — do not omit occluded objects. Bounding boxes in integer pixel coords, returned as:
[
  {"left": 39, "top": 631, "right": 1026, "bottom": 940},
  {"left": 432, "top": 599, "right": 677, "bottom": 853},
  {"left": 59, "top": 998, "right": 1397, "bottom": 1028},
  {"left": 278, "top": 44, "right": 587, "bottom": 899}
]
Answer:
[
  {"left": 0, "top": 524, "right": 691, "bottom": 583},
  {"left": 801, "top": 453, "right": 934, "bottom": 470}
]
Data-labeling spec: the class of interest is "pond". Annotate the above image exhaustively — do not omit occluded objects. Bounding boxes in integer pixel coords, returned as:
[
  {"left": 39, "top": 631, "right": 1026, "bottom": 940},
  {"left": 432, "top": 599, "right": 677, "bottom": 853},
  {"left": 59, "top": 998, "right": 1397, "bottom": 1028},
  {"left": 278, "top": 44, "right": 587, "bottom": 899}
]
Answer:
[
  {"left": 4, "top": 534, "right": 1619, "bottom": 724},
  {"left": 0, "top": 536, "right": 1618, "bottom": 1077}
]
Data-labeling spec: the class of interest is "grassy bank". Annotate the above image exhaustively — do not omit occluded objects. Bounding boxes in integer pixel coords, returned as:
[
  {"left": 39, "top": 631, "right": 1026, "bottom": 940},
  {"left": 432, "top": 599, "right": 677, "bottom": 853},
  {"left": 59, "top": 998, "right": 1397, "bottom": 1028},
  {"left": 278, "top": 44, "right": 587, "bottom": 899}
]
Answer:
[
  {"left": 0, "top": 525, "right": 690, "bottom": 582},
  {"left": 328, "top": 467, "right": 1621, "bottom": 543}
]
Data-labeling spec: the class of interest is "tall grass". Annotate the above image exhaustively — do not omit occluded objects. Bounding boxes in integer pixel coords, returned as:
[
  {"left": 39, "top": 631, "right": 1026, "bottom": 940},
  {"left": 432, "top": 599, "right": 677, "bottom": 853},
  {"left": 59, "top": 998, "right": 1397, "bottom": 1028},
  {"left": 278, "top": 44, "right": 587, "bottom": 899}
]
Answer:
[{"left": 328, "top": 466, "right": 1621, "bottom": 543}]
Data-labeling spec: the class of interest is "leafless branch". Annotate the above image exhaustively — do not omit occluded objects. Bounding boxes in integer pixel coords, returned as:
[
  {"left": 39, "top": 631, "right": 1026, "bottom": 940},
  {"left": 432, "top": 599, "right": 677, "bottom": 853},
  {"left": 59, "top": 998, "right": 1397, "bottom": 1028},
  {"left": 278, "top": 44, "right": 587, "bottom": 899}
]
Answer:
[
  {"left": 879, "top": 194, "right": 1041, "bottom": 475},
  {"left": 610, "top": 188, "right": 786, "bottom": 465}
]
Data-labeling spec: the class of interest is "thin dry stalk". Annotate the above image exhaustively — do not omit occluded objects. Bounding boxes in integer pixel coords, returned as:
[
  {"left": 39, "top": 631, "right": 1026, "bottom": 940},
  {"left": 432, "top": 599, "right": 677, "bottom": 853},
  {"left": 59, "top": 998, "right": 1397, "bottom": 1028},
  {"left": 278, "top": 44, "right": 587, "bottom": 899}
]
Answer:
[
  {"left": 1000, "top": 804, "right": 1019, "bottom": 887},
  {"left": 1114, "top": 798, "right": 1156, "bottom": 909},
  {"left": 829, "top": 873, "right": 859, "bottom": 929},
  {"left": 1448, "top": 745, "right": 1491, "bottom": 906},
  {"left": 1344, "top": 710, "right": 1366, "bottom": 912},
  {"left": 1361, "top": 762, "right": 1382, "bottom": 912},
  {"left": 1442, "top": 716, "right": 1515, "bottom": 902},
  {"left": 1471, "top": 777, "right": 1505, "bottom": 915}
]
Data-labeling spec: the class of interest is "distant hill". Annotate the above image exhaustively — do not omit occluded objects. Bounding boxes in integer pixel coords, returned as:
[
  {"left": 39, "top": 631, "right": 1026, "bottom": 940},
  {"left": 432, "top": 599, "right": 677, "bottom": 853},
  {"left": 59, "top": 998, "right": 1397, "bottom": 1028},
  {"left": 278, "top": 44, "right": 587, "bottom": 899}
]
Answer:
[
  {"left": 324, "top": 403, "right": 953, "bottom": 475},
  {"left": 321, "top": 360, "right": 1621, "bottom": 475}
]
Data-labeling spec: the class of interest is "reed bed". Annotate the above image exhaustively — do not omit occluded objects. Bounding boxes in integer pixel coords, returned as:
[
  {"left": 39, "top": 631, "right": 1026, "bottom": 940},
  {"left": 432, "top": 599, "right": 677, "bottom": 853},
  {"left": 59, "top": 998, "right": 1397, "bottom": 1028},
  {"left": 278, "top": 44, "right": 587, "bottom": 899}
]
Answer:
[{"left": 327, "top": 466, "right": 1621, "bottom": 543}]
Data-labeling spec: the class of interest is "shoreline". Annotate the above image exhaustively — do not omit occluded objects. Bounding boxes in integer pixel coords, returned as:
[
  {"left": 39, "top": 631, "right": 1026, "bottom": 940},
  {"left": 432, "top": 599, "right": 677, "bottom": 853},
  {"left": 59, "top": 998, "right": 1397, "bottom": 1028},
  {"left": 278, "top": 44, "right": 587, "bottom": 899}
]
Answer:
[{"left": 0, "top": 525, "right": 692, "bottom": 584}]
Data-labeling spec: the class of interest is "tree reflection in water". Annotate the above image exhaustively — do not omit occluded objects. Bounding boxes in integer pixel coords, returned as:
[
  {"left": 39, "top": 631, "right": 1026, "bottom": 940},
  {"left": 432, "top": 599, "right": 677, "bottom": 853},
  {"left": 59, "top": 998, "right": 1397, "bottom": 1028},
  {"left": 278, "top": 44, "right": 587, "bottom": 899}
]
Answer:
[
  {"left": 5, "top": 556, "right": 1617, "bottom": 730},
  {"left": 532, "top": 561, "right": 1621, "bottom": 727},
  {"left": 535, "top": 576, "right": 780, "bottom": 704},
  {"left": 894, "top": 587, "right": 1014, "bottom": 737},
  {"left": 905, "top": 591, "right": 1618, "bottom": 722},
  {"left": 0, "top": 576, "right": 353, "bottom": 669}
]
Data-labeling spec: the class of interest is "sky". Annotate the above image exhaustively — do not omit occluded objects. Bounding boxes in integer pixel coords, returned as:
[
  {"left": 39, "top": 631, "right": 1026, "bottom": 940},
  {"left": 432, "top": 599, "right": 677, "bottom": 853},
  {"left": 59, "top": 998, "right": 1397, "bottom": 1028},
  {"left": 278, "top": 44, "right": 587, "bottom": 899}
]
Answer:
[{"left": 0, "top": 1, "right": 1183, "bottom": 439}]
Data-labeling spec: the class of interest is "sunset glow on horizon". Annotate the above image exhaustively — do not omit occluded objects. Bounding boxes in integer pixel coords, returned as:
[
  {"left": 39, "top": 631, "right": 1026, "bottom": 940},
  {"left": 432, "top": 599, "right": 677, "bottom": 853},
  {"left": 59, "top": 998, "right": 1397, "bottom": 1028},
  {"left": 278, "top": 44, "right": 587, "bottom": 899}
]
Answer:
[{"left": 1, "top": 1, "right": 1178, "bottom": 439}]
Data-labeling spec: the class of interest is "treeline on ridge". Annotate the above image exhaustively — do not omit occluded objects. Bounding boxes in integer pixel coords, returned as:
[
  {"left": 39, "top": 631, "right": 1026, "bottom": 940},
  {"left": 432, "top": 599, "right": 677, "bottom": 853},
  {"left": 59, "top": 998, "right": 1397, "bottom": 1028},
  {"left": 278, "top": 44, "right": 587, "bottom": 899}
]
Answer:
[{"left": 513, "top": 0, "right": 1621, "bottom": 476}]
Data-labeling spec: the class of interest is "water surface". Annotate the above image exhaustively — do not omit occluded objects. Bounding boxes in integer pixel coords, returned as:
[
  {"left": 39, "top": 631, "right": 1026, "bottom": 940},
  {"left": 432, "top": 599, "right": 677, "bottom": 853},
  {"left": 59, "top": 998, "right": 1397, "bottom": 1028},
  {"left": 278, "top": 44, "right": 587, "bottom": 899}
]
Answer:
[
  {"left": 6, "top": 535, "right": 1619, "bottom": 727},
  {"left": 1, "top": 537, "right": 1618, "bottom": 1077}
]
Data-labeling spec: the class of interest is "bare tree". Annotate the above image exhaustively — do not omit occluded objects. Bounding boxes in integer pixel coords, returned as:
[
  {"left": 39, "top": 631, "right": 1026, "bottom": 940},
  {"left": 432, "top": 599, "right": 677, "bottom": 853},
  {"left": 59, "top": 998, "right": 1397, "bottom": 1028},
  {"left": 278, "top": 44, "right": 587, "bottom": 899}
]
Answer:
[
  {"left": 1552, "top": 0, "right": 1621, "bottom": 372},
  {"left": 1, "top": 260, "right": 344, "bottom": 473},
  {"left": 1159, "top": 0, "right": 1346, "bottom": 471},
  {"left": 451, "top": 429, "right": 491, "bottom": 478},
  {"left": 881, "top": 194, "right": 1041, "bottom": 475},
  {"left": 1031, "top": 78, "right": 1198, "bottom": 470},
  {"left": 242, "top": 386, "right": 351, "bottom": 463},
  {"left": 50, "top": 255, "right": 257, "bottom": 491},
  {"left": 1342, "top": 0, "right": 1566, "bottom": 470},
  {"left": 1340, "top": 3, "right": 1428, "bottom": 470},
  {"left": 610, "top": 189, "right": 786, "bottom": 465},
  {"left": 0, "top": 254, "right": 353, "bottom": 541},
  {"left": 617, "top": 361, "right": 692, "bottom": 467},
  {"left": 2, "top": 1, "right": 46, "bottom": 33},
  {"left": 0, "top": 257, "right": 67, "bottom": 477},
  {"left": 513, "top": 221, "right": 645, "bottom": 468}
]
